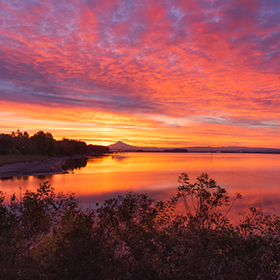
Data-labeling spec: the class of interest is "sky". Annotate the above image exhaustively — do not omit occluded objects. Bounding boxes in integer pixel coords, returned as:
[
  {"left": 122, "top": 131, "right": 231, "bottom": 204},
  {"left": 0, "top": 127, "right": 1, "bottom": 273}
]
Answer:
[{"left": 0, "top": 0, "right": 280, "bottom": 148}]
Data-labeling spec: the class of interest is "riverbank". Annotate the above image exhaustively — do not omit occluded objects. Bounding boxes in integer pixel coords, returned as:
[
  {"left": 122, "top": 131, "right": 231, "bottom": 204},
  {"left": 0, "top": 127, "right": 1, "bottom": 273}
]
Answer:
[
  {"left": 0, "top": 153, "right": 104, "bottom": 178},
  {"left": 0, "top": 154, "right": 49, "bottom": 167},
  {"left": 0, "top": 157, "right": 68, "bottom": 178}
]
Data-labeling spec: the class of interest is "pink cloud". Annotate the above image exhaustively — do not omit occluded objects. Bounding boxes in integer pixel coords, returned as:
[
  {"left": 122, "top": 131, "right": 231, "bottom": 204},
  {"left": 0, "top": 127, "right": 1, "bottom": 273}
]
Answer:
[{"left": 0, "top": 0, "right": 280, "bottom": 146}]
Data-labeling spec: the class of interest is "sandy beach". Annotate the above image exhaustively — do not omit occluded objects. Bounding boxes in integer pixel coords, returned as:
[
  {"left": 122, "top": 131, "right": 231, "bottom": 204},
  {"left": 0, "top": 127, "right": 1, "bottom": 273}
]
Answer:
[{"left": 0, "top": 157, "right": 68, "bottom": 178}]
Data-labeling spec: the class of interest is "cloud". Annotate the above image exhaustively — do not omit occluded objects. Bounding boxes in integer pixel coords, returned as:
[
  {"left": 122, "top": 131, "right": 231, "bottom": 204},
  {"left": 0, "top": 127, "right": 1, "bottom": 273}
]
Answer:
[{"left": 0, "top": 0, "right": 280, "bottom": 146}]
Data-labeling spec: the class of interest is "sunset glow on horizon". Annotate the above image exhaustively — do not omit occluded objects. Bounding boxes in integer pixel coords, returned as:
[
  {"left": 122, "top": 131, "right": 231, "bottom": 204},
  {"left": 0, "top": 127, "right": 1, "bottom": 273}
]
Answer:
[{"left": 1, "top": 0, "right": 280, "bottom": 148}]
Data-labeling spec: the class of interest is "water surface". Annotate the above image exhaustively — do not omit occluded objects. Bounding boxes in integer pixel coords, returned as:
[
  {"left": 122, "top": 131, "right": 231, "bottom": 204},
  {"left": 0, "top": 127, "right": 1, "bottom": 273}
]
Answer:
[{"left": 1, "top": 153, "right": 280, "bottom": 219}]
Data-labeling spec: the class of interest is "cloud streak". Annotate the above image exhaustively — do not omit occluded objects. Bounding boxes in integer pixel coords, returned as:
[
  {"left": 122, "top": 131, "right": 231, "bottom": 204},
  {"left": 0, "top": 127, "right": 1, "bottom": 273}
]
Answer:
[{"left": 0, "top": 0, "right": 280, "bottom": 147}]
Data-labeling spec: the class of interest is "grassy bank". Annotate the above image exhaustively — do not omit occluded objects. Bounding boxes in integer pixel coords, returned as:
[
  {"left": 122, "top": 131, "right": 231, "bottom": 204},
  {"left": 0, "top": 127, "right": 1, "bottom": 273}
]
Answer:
[{"left": 0, "top": 154, "right": 48, "bottom": 167}]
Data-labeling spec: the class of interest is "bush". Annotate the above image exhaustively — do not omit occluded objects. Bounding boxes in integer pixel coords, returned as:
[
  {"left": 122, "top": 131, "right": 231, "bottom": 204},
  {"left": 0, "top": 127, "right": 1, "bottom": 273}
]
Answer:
[{"left": 0, "top": 174, "right": 279, "bottom": 279}]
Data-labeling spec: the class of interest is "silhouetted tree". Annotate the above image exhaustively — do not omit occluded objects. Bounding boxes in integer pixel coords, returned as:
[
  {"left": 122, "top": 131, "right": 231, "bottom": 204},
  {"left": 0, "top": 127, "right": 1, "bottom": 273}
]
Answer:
[
  {"left": 0, "top": 134, "right": 13, "bottom": 154},
  {"left": 30, "top": 131, "right": 57, "bottom": 156},
  {"left": 0, "top": 130, "right": 109, "bottom": 157}
]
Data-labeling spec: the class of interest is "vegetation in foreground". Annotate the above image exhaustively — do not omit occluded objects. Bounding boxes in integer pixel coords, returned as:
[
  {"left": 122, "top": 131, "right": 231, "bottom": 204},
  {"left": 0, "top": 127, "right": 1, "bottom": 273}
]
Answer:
[{"left": 0, "top": 173, "right": 280, "bottom": 279}]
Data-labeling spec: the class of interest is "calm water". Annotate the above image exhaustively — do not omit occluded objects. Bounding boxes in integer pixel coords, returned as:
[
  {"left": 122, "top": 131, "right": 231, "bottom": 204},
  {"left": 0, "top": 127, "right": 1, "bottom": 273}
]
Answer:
[{"left": 1, "top": 153, "right": 280, "bottom": 219}]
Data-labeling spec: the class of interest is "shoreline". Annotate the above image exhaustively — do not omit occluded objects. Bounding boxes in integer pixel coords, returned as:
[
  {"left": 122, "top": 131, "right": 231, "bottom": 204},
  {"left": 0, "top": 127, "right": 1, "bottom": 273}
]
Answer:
[
  {"left": 0, "top": 154, "right": 101, "bottom": 178},
  {"left": 0, "top": 157, "right": 68, "bottom": 178}
]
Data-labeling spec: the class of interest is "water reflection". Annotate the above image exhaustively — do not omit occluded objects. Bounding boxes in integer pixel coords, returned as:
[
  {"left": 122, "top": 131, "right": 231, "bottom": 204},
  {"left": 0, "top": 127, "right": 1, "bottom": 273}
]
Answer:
[
  {"left": 110, "top": 155, "right": 129, "bottom": 162},
  {"left": 0, "top": 176, "right": 15, "bottom": 181},
  {"left": 0, "top": 157, "right": 90, "bottom": 181},
  {"left": 35, "top": 175, "right": 53, "bottom": 180},
  {"left": 1, "top": 175, "right": 30, "bottom": 181},
  {"left": 61, "top": 157, "right": 88, "bottom": 172},
  {"left": 0, "top": 153, "right": 280, "bottom": 223}
]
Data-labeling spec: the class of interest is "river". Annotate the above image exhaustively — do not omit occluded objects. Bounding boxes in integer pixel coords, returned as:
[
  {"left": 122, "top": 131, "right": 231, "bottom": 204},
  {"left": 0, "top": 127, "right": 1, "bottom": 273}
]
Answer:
[{"left": 1, "top": 152, "right": 280, "bottom": 221}]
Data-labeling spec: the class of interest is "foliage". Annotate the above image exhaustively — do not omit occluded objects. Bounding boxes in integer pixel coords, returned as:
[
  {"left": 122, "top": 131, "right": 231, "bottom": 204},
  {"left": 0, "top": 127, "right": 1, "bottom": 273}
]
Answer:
[
  {"left": 0, "top": 174, "right": 280, "bottom": 279},
  {"left": 0, "top": 129, "right": 109, "bottom": 157},
  {"left": 176, "top": 172, "right": 242, "bottom": 230}
]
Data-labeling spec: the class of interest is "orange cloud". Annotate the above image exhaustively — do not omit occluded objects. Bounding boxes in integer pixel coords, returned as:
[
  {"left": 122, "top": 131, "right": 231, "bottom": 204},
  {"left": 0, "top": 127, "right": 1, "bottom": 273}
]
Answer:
[{"left": 0, "top": 0, "right": 280, "bottom": 148}]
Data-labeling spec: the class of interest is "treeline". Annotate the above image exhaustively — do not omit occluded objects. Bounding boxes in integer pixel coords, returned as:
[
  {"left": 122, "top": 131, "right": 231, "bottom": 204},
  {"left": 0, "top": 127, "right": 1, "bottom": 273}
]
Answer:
[
  {"left": 0, "top": 173, "right": 279, "bottom": 279},
  {"left": 0, "top": 130, "right": 109, "bottom": 156}
]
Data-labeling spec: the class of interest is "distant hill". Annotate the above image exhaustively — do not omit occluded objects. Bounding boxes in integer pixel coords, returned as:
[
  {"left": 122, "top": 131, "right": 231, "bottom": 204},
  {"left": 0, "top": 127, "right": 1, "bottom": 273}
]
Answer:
[
  {"left": 108, "top": 141, "right": 280, "bottom": 153},
  {"left": 108, "top": 141, "right": 164, "bottom": 152},
  {"left": 187, "top": 146, "right": 280, "bottom": 153},
  {"left": 108, "top": 141, "right": 140, "bottom": 151}
]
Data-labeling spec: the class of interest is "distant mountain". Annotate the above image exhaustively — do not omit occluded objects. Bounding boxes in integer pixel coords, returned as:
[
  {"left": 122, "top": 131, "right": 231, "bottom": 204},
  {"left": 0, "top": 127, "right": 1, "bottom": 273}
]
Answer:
[
  {"left": 108, "top": 141, "right": 164, "bottom": 151},
  {"left": 108, "top": 141, "right": 280, "bottom": 153},
  {"left": 108, "top": 141, "right": 140, "bottom": 150}
]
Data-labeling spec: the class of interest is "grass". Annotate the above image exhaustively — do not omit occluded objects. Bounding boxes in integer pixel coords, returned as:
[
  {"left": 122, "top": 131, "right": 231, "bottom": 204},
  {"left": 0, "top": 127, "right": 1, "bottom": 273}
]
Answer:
[{"left": 0, "top": 154, "right": 48, "bottom": 167}]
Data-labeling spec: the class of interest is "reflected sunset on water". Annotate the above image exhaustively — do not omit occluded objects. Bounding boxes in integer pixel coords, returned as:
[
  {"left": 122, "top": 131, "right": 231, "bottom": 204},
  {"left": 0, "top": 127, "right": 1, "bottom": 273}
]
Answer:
[{"left": 1, "top": 153, "right": 280, "bottom": 224}]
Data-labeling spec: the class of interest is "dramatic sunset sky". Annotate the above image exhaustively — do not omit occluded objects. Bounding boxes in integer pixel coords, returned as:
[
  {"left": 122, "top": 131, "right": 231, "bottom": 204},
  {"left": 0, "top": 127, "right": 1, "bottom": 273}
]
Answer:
[{"left": 0, "top": 0, "right": 280, "bottom": 147}]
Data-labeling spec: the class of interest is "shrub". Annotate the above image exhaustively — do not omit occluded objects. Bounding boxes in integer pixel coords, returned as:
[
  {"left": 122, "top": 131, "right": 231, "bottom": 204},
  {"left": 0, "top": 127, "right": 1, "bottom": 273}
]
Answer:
[{"left": 0, "top": 174, "right": 279, "bottom": 279}]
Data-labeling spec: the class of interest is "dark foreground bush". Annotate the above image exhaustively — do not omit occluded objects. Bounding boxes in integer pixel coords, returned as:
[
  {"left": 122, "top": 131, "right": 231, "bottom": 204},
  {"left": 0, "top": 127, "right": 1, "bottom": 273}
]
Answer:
[{"left": 0, "top": 173, "right": 280, "bottom": 279}]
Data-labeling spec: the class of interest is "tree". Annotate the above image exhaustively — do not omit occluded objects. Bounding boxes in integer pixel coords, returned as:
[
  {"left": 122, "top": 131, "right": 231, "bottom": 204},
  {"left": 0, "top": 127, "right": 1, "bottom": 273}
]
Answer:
[{"left": 30, "top": 131, "right": 57, "bottom": 156}]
